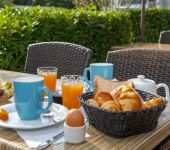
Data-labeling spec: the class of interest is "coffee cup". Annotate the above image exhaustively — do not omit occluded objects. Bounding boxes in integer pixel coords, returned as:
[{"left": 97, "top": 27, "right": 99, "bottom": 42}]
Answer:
[
  {"left": 13, "top": 76, "right": 53, "bottom": 120},
  {"left": 84, "top": 63, "right": 114, "bottom": 90}
]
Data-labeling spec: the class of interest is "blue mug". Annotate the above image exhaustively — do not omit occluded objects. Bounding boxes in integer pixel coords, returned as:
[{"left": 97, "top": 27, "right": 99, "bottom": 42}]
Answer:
[
  {"left": 84, "top": 63, "right": 114, "bottom": 90},
  {"left": 13, "top": 76, "right": 53, "bottom": 120}
]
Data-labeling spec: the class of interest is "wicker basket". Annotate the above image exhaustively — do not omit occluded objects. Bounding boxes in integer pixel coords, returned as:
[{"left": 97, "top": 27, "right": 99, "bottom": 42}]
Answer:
[{"left": 80, "top": 90, "right": 167, "bottom": 138}]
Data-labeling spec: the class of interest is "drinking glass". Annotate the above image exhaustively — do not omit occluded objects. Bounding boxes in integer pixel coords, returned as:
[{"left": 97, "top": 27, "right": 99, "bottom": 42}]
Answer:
[
  {"left": 61, "top": 75, "right": 84, "bottom": 109},
  {"left": 37, "top": 67, "right": 57, "bottom": 93}
]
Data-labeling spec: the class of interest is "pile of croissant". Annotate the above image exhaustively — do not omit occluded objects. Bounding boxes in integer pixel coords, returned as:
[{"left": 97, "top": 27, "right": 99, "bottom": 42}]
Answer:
[{"left": 87, "top": 76, "right": 163, "bottom": 112}]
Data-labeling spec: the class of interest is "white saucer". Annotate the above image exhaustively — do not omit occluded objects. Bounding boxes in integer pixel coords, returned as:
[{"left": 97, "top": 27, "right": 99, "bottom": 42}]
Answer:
[{"left": 0, "top": 102, "right": 68, "bottom": 130}]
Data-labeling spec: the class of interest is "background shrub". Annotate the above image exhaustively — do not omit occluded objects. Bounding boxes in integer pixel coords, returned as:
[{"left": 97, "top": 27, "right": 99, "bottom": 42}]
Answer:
[
  {"left": 129, "top": 8, "right": 170, "bottom": 43},
  {"left": 0, "top": 0, "right": 13, "bottom": 7},
  {"left": 13, "top": 0, "right": 74, "bottom": 8},
  {"left": 0, "top": 7, "right": 131, "bottom": 71},
  {"left": 1, "top": 7, "right": 170, "bottom": 72}
]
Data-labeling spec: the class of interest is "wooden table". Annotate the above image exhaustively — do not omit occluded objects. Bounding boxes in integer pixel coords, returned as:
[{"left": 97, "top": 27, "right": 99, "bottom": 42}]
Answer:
[
  {"left": 1, "top": 70, "right": 170, "bottom": 150},
  {"left": 111, "top": 43, "right": 170, "bottom": 51}
]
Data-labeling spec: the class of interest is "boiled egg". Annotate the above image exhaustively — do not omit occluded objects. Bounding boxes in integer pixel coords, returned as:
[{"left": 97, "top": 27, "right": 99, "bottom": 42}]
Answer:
[{"left": 65, "top": 109, "right": 84, "bottom": 127}]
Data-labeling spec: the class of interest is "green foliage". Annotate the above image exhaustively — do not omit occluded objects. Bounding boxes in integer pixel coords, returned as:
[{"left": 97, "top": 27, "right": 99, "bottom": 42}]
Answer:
[
  {"left": 13, "top": 0, "right": 74, "bottom": 8},
  {"left": 1, "top": 7, "right": 170, "bottom": 72},
  {"left": 0, "top": 7, "right": 131, "bottom": 71},
  {"left": 0, "top": 0, "right": 13, "bottom": 7},
  {"left": 73, "top": 0, "right": 111, "bottom": 10},
  {"left": 129, "top": 8, "right": 170, "bottom": 43}
]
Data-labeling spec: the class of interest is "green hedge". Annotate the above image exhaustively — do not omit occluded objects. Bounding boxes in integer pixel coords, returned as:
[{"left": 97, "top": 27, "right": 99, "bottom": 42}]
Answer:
[
  {"left": 129, "top": 8, "right": 170, "bottom": 43},
  {"left": 0, "top": 6, "right": 132, "bottom": 71},
  {"left": 1, "top": 7, "right": 170, "bottom": 72}
]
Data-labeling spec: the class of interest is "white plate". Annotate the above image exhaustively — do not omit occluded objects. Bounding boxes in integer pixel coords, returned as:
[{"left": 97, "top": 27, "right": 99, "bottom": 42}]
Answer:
[{"left": 0, "top": 102, "right": 68, "bottom": 130}]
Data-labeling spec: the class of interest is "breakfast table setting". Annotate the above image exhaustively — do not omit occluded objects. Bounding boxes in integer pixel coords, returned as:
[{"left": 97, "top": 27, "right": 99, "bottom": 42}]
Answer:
[{"left": 1, "top": 64, "right": 170, "bottom": 150}]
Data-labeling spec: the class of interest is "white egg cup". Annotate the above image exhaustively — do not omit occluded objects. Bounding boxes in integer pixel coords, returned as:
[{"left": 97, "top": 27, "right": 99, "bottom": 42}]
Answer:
[{"left": 64, "top": 122, "right": 86, "bottom": 144}]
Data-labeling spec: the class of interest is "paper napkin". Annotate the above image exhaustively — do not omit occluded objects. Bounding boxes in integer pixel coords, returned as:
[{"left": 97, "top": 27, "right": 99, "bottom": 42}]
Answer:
[
  {"left": 16, "top": 122, "right": 64, "bottom": 148},
  {"left": 17, "top": 122, "right": 90, "bottom": 149}
]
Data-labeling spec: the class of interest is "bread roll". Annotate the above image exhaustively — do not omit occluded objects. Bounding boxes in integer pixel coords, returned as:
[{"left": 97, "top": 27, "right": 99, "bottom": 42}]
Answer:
[
  {"left": 101, "top": 101, "right": 121, "bottom": 111},
  {"left": 142, "top": 101, "right": 153, "bottom": 109},
  {"left": 87, "top": 99, "right": 99, "bottom": 107},
  {"left": 110, "top": 84, "right": 135, "bottom": 100},
  {"left": 142, "top": 97, "right": 163, "bottom": 109},
  {"left": 95, "top": 92, "right": 113, "bottom": 106},
  {"left": 111, "top": 85, "right": 142, "bottom": 111},
  {"left": 119, "top": 91, "right": 142, "bottom": 111},
  {"left": 149, "top": 97, "right": 163, "bottom": 106}
]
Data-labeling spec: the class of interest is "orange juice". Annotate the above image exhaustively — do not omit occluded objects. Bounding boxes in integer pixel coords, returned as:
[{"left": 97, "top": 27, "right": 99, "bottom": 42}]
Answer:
[
  {"left": 37, "top": 67, "right": 57, "bottom": 94},
  {"left": 38, "top": 72, "right": 57, "bottom": 92},
  {"left": 62, "top": 82, "right": 83, "bottom": 109}
]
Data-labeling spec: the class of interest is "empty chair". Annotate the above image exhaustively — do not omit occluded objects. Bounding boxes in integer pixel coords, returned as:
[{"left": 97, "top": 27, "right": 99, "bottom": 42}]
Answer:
[
  {"left": 159, "top": 30, "right": 170, "bottom": 44},
  {"left": 24, "top": 42, "right": 93, "bottom": 77},
  {"left": 106, "top": 48, "right": 170, "bottom": 89}
]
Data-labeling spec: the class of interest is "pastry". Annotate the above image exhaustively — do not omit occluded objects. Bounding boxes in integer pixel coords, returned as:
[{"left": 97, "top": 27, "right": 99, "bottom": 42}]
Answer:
[
  {"left": 142, "top": 97, "right": 163, "bottom": 109},
  {"left": 142, "top": 101, "right": 153, "bottom": 109},
  {"left": 149, "top": 97, "right": 163, "bottom": 106},
  {"left": 101, "top": 101, "right": 121, "bottom": 111},
  {"left": 110, "top": 82, "right": 135, "bottom": 100},
  {"left": 87, "top": 99, "right": 99, "bottom": 107},
  {"left": 94, "top": 92, "right": 113, "bottom": 106},
  {"left": 111, "top": 85, "right": 142, "bottom": 111},
  {"left": 119, "top": 91, "right": 142, "bottom": 111}
]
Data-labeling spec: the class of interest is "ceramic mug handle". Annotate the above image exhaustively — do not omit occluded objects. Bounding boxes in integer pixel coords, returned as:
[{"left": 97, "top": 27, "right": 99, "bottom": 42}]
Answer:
[
  {"left": 83, "top": 68, "right": 92, "bottom": 89},
  {"left": 157, "top": 83, "right": 170, "bottom": 101},
  {"left": 38, "top": 86, "right": 53, "bottom": 114}
]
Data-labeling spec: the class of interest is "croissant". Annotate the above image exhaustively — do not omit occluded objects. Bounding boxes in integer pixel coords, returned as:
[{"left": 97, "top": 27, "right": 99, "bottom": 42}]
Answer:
[
  {"left": 95, "top": 92, "right": 113, "bottom": 106},
  {"left": 110, "top": 82, "right": 135, "bottom": 100},
  {"left": 111, "top": 85, "right": 142, "bottom": 111},
  {"left": 142, "top": 97, "right": 163, "bottom": 109},
  {"left": 87, "top": 99, "right": 99, "bottom": 107},
  {"left": 101, "top": 101, "right": 122, "bottom": 111}
]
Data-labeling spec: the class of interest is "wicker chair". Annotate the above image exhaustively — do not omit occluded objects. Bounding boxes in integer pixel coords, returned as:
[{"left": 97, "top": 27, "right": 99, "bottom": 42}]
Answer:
[
  {"left": 106, "top": 48, "right": 170, "bottom": 150},
  {"left": 24, "top": 42, "right": 93, "bottom": 77},
  {"left": 106, "top": 48, "right": 170, "bottom": 88},
  {"left": 159, "top": 31, "right": 170, "bottom": 44}
]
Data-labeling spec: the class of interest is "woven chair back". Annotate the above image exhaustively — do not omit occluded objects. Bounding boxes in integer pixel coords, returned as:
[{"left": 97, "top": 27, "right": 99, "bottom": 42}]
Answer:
[
  {"left": 25, "top": 42, "right": 93, "bottom": 78},
  {"left": 106, "top": 48, "right": 170, "bottom": 96},
  {"left": 159, "top": 31, "right": 170, "bottom": 44}
]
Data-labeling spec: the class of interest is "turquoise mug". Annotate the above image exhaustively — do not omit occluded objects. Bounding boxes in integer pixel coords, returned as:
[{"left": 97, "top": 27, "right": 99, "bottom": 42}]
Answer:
[
  {"left": 84, "top": 63, "right": 114, "bottom": 90},
  {"left": 13, "top": 76, "right": 53, "bottom": 120}
]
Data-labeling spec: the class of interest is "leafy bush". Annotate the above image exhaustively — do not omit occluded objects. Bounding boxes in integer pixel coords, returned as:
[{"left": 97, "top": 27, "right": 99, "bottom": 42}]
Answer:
[
  {"left": 0, "top": 0, "right": 13, "bottom": 7},
  {"left": 129, "top": 8, "right": 170, "bottom": 43},
  {"left": 73, "top": 0, "right": 111, "bottom": 10},
  {"left": 0, "top": 7, "right": 131, "bottom": 71},
  {"left": 1, "top": 7, "right": 170, "bottom": 72},
  {"left": 13, "top": 0, "right": 74, "bottom": 8}
]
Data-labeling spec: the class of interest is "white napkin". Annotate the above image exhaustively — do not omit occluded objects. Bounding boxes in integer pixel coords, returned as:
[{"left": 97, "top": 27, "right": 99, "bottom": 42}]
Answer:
[
  {"left": 16, "top": 122, "right": 64, "bottom": 148},
  {"left": 17, "top": 122, "right": 90, "bottom": 149}
]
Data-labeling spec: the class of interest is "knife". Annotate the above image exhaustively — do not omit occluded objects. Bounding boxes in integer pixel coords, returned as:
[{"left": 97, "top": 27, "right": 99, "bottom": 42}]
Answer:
[{"left": 37, "top": 131, "right": 64, "bottom": 150}]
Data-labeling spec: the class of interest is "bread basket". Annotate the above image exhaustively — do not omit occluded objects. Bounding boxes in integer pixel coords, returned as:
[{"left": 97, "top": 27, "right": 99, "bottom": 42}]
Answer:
[{"left": 79, "top": 90, "right": 167, "bottom": 138}]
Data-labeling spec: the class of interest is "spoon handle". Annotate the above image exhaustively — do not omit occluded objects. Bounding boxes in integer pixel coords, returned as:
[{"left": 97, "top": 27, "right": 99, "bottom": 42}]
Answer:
[{"left": 37, "top": 131, "right": 64, "bottom": 150}]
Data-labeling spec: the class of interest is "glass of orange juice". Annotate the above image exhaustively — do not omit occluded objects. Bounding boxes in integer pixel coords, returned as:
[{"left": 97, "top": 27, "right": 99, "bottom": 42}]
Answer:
[
  {"left": 61, "top": 75, "right": 84, "bottom": 109},
  {"left": 37, "top": 67, "right": 57, "bottom": 93}
]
